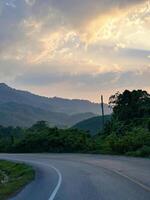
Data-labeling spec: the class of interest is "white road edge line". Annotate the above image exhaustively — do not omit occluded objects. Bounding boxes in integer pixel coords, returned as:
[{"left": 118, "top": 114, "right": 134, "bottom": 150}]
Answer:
[
  {"left": 48, "top": 165, "right": 62, "bottom": 200},
  {"left": 26, "top": 161, "right": 62, "bottom": 200},
  {"left": 31, "top": 162, "right": 62, "bottom": 200},
  {"left": 0, "top": 157, "right": 62, "bottom": 200}
]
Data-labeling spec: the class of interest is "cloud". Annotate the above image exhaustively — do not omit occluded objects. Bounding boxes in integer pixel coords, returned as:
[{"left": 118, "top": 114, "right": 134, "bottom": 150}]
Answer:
[
  {"left": 0, "top": 0, "right": 149, "bottom": 101},
  {"left": 15, "top": 65, "right": 150, "bottom": 90},
  {"left": 0, "top": 0, "right": 149, "bottom": 60},
  {"left": 0, "top": 59, "right": 24, "bottom": 85},
  {"left": 25, "top": 0, "right": 36, "bottom": 6},
  {"left": 5, "top": 0, "right": 17, "bottom": 8},
  {"left": 51, "top": 0, "right": 146, "bottom": 27}
]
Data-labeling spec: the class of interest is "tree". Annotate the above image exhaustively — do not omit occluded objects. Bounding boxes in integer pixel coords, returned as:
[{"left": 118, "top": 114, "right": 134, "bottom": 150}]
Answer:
[
  {"left": 109, "top": 90, "right": 150, "bottom": 123},
  {"left": 30, "top": 121, "right": 49, "bottom": 132}
]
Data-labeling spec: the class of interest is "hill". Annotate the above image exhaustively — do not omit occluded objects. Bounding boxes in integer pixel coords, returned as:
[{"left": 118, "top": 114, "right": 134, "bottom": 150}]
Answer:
[
  {"left": 73, "top": 115, "right": 111, "bottom": 135},
  {"left": 0, "top": 83, "right": 111, "bottom": 127},
  {"left": 0, "top": 83, "right": 111, "bottom": 115},
  {"left": 0, "top": 102, "right": 96, "bottom": 127}
]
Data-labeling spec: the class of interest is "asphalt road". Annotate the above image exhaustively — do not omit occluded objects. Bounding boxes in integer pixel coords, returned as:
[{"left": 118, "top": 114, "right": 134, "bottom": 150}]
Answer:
[{"left": 0, "top": 154, "right": 150, "bottom": 200}]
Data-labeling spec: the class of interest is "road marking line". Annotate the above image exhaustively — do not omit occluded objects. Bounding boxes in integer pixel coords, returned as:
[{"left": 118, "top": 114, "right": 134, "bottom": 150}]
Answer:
[
  {"left": 80, "top": 160, "right": 150, "bottom": 193},
  {"left": 113, "top": 169, "right": 150, "bottom": 192},
  {"left": 48, "top": 165, "right": 62, "bottom": 200},
  {"left": 0, "top": 157, "right": 62, "bottom": 200},
  {"left": 25, "top": 161, "right": 62, "bottom": 200},
  {"left": 1, "top": 155, "right": 150, "bottom": 196}
]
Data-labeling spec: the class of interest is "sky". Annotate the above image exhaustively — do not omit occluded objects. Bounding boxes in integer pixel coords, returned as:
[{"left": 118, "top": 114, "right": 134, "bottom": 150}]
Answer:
[{"left": 0, "top": 0, "right": 150, "bottom": 103}]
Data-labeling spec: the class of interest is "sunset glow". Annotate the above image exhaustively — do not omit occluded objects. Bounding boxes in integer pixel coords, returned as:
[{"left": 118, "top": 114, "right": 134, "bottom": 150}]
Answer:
[{"left": 0, "top": 0, "right": 150, "bottom": 102}]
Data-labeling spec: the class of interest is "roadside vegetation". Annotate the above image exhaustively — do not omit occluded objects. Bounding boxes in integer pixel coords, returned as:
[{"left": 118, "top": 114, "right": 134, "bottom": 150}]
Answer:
[
  {"left": 0, "top": 89, "right": 150, "bottom": 157},
  {"left": 0, "top": 160, "right": 35, "bottom": 200},
  {"left": 94, "top": 89, "right": 150, "bottom": 157}
]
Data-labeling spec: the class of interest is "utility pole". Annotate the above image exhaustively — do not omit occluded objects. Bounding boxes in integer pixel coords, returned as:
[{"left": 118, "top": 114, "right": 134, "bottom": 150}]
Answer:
[{"left": 101, "top": 95, "right": 105, "bottom": 132}]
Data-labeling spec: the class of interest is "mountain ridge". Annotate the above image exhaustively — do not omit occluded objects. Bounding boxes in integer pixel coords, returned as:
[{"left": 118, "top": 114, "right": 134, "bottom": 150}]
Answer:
[
  {"left": 0, "top": 83, "right": 111, "bottom": 127},
  {"left": 0, "top": 83, "right": 111, "bottom": 115},
  {"left": 0, "top": 102, "right": 96, "bottom": 127}
]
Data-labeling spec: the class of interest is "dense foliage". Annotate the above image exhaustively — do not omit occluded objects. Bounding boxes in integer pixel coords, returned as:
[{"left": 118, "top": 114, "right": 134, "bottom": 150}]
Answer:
[
  {"left": 0, "top": 121, "right": 93, "bottom": 153},
  {"left": 0, "top": 89, "right": 150, "bottom": 157},
  {"left": 96, "top": 90, "right": 150, "bottom": 157}
]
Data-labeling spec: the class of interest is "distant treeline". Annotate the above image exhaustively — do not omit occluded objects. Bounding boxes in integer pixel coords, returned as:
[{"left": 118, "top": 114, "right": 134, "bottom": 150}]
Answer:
[
  {"left": 0, "top": 89, "right": 150, "bottom": 157},
  {"left": 0, "top": 122, "right": 93, "bottom": 153}
]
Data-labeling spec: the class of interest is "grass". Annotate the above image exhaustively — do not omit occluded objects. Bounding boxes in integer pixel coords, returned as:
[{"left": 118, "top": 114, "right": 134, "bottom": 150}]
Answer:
[{"left": 0, "top": 160, "right": 35, "bottom": 200}]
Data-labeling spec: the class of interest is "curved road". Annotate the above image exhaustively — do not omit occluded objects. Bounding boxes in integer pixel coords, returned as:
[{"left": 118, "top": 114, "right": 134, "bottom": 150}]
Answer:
[{"left": 0, "top": 154, "right": 150, "bottom": 200}]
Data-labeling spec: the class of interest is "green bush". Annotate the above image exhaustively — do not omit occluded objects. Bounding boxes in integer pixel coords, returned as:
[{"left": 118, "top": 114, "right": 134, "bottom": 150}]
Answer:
[{"left": 126, "top": 146, "right": 150, "bottom": 157}]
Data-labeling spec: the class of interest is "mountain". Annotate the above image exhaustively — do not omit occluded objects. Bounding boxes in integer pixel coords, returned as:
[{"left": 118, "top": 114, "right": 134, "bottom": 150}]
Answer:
[
  {"left": 0, "top": 83, "right": 111, "bottom": 127},
  {"left": 0, "top": 83, "right": 54, "bottom": 112},
  {"left": 0, "top": 102, "right": 96, "bottom": 127},
  {"left": 72, "top": 115, "right": 111, "bottom": 135},
  {"left": 0, "top": 83, "right": 111, "bottom": 115},
  {"left": 48, "top": 97, "right": 111, "bottom": 115}
]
